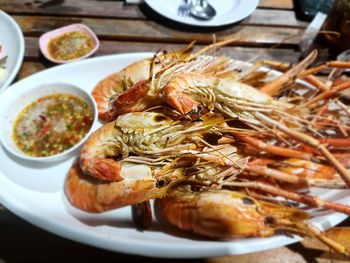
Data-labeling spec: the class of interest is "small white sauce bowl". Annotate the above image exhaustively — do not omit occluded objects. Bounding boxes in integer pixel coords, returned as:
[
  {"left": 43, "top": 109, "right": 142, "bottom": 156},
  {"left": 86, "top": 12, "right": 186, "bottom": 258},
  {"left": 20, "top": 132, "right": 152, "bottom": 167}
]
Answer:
[
  {"left": 0, "top": 83, "right": 98, "bottom": 162},
  {"left": 39, "top": 23, "right": 99, "bottom": 64}
]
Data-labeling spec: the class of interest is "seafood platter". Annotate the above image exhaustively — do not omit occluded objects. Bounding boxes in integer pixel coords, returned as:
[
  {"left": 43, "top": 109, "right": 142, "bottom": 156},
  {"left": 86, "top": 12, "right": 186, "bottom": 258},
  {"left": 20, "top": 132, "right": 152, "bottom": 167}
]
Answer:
[{"left": 1, "top": 39, "right": 350, "bottom": 258}]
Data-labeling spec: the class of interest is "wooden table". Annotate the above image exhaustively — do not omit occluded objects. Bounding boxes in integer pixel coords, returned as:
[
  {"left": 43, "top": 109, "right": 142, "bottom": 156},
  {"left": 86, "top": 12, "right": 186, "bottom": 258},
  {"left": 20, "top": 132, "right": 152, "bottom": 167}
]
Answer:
[{"left": 0, "top": 1, "right": 349, "bottom": 262}]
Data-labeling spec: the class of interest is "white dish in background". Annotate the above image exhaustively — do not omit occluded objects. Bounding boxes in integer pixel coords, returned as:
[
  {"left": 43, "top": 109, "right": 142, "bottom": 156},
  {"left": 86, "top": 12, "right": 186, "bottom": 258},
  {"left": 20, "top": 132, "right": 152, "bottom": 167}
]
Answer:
[
  {"left": 0, "top": 11, "right": 25, "bottom": 91},
  {"left": 0, "top": 83, "right": 98, "bottom": 162},
  {"left": 0, "top": 53, "right": 349, "bottom": 258},
  {"left": 39, "top": 23, "right": 100, "bottom": 64},
  {"left": 144, "top": 0, "right": 259, "bottom": 27}
]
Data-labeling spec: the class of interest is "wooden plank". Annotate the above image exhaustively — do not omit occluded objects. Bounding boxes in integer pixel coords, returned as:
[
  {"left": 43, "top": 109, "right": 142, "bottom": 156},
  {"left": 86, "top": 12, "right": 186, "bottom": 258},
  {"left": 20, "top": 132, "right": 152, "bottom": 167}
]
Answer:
[
  {"left": 1, "top": 1, "right": 303, "bottom": 27},
  {"left": 17, "top": 61, "right": 46, "bottom": 80},
  {"left": 15, "top": 16, "right": 303, "bottom": 47},
  {"left": 24, "top": 36, "right": 300, "bottom": 65},
  {"left": 259, "top": 0, "right": 294, "bottom": 9},
  {"left": 246, "top": 9, "right": 306, "bottom": 28},
  {"left": 0, "top": 0, "right": 143, "bottom": 19}
]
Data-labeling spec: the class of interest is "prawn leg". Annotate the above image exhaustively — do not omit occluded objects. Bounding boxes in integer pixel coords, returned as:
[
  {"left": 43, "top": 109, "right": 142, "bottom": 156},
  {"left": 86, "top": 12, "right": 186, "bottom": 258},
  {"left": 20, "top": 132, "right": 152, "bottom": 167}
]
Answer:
[
  {"left": 231, "top": 131, "right": 313, "bottom": 160},
  {"left": 226, "top": 181, "right": 350, "bottom": 215},
  {"left": 247, "top": 158, "right": 345, "bottom": 188},
  {"left": 259, "top": 50, "right": 318, "bottom": 95},
  {"left": 254, "top": 112, "right": 350, "bottom": 188}
]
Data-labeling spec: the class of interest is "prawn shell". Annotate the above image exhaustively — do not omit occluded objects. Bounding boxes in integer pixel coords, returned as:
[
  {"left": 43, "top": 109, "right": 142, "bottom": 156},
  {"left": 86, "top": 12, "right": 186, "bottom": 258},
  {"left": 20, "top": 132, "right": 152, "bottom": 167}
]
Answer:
[
  {"left": 113, "top": 79, "right": 163, "bottom": 116},
  {"left": 92, "top": 58, "right": 152, "bottom": 122},
  {"left": 65, "top": 162, "right": 158, "bottom": 212},
  {"left": 116, "top": 112, "right": 173, "bottom": 129},
  {"left": 160, "top": 189, "right": 272, "bottom": 239},
  {"left": 80, "top": 121, "right": 124, "bottom": 181},
  {"left": 79, "top": 112, "right": 177, "bottom": 181}
]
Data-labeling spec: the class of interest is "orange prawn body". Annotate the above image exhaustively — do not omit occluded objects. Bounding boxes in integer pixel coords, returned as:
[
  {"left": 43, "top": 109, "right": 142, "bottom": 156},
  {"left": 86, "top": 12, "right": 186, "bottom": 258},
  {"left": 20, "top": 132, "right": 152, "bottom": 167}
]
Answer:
[
  {"left": 65, "top": 162, "right": 175, "bottom": 212},
  {"left": 79, "top": 111, "right": 238, "bottom": 182},
  {"left": 92, "top": 44, "right": 196, "bottom": 122},
  {"left": 160, "top": 188, "right": 310, "bottom": 239},
  {"left": 112, "top": 79, "right": 162, "bottom": 116},
  {"left": 92, "top": 58, "right": 153, "bottom": 122},
  {"left": 79, "top": 112, "right": 176, "bottom": 181},
  {"left": 163, "top": 72, "right": 275, "bottom": 117},
  {"left": 160, "top": 187, "right": 350, "bottom": 256}
]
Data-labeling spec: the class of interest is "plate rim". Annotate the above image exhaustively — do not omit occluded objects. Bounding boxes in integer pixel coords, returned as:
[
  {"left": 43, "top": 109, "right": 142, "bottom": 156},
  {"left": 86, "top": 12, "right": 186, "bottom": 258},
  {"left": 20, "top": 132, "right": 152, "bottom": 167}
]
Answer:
[
  {"left": 0, "top": 52, "right": 349, "bottom": 258},
  {"left": 0, "top": 10, "right": 25, "bottom": 91},
  {"left": 144, "top": 0, "right": 259, "bottom": 27}
]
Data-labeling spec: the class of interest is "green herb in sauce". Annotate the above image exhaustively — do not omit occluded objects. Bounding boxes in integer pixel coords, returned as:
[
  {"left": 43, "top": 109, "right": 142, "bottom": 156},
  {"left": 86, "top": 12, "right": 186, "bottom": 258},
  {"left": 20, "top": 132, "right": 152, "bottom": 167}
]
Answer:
[
  {"left": 48, "top": 31, "right": 95, "bottom": 61},
  {"left": 13, "top": 93, "right": 93, "bottom": 157}
]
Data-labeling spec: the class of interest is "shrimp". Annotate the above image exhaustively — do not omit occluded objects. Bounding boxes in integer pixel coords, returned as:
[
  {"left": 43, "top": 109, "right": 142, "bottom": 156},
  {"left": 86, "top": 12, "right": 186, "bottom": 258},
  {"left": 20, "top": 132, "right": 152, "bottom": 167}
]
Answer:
[
  {"left": 67, "top": 147, "right": 244, "bottom": 212},
  {"left": 160, "top": 187, "right": 350, "bottom": 257},
  {"left": 163, "top": 72, "right": 285, "bottom": 117},
  {"left": 92, "top": 58, "right": 153, "bottom": 122},
  {"left": 79, "top": 111, "right": 178, "bottom": 181},
  {"left": 63, "top": 40, "right": 350, "bottom": 257},
  {"left": 109, "top": 55, "right": 236, "bottom": 120},
  {"left": 79, "top": 111, "right": 242, "bottom": 181},
  {"left": 65, "top": 162, "right": 183, "bottom": 212},
  {"left": 92, "top": 43, "right": 196, "bottom": 122},
  {"left": 159, "top": 59, "right": 350, "bottom": 189},
  {"left": 93, "top": 45, "right": 350, "bottom": 190},
  {"left": 160, "top": 188, "right": 309, "bottom": 239},
  {"left": 79, "top": 109, "right": 349, "bottom": 195},
  {"left": 94, "top": 38, "right": 247, "bottom": 122},
  {"left": 111, "top": 48, "right": 317, "bottom": 122}
]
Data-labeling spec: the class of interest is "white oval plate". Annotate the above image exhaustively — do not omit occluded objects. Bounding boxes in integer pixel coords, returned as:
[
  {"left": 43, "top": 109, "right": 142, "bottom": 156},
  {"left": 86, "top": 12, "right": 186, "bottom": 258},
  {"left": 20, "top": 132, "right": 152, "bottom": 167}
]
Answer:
[
  {"left": 0, "top": 11, "right": 25, "bottom": 91},
  {"left": 0, "top": 53, "right": 349, "bottom": 258},
  {"left": 145, "top": 0, "right": 259, "bottom": 27}
]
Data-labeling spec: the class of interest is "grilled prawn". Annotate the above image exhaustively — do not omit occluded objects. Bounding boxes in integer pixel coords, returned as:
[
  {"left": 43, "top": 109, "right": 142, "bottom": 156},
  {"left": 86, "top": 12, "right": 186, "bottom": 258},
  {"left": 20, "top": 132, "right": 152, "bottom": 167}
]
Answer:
[
  {"left": 160, "top": 187, "right": 350, "bottom": 256},
  {"left": 92, "top": 43, "right": 197, "bottom": 122},
  {"left": 122, "top": 51, "right": 350, "bottom": 188},
  {"left": 64, "top": 40, "right": 350, "bottom": 257},
  {"left": 79, "top": 111, "right": 242, "bottom": 181}
]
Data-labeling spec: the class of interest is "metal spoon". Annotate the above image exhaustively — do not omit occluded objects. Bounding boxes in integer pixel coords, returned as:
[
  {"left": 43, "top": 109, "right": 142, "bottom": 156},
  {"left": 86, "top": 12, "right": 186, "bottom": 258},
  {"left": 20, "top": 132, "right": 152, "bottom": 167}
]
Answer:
[{"left": 190, "top": 0, "right": 216, "bottom": 21}]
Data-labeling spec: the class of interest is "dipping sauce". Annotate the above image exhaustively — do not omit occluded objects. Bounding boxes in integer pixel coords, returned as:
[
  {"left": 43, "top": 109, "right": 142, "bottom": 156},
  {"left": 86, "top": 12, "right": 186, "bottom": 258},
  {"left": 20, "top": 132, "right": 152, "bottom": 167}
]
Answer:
[
  {"left": 13, "top": 93, "right": 93, "bottom": 157},
  {"left": 47, "top": 31, "right": 95, "bottom": 61}
]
